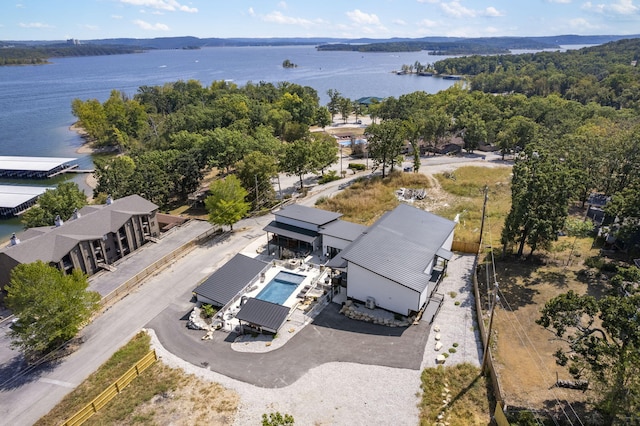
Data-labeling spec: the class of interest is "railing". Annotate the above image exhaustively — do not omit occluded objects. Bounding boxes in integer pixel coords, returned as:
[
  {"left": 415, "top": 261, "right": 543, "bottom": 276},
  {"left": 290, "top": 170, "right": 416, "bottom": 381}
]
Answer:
[
  {"left": 61, "top": 350, "right": 157, "bottom": 426},
  {"left": 100, "top": 225, "right": 222, "bottom": 309}
]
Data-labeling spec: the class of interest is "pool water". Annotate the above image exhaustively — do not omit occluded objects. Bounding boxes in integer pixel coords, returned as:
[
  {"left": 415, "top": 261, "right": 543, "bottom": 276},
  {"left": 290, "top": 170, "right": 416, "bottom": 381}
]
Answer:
[{"left": 256, "top": 271, "right": 306, "bottom": 305}]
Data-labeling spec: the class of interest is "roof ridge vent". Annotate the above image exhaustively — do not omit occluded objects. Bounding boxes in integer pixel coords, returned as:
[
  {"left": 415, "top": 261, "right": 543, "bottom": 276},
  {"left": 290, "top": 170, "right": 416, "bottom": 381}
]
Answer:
[
  {"left": 54, "top": 214, "right": 64, "bottom": 227},
  {"left": 106, "top": 195, "right": 113, "bottom": 205},
  {"left": 72, "top": 207, "right": 81, "bottom": 220},
  {"left": 9, "top": 233, "right": 20, "bottom": 246}
]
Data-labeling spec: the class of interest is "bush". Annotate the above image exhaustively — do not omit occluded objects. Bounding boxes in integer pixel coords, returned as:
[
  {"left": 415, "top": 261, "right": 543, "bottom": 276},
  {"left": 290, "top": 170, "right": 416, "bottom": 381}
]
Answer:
[
  {"left": 449, "top": 348, "right": 457, "bottom": 353},
  {"left": 262, "top": 412, "right": 295, "bottom": 425},
  {"left": 318, "top": 170, "right": 341, "bottom": 184},
  {"left": 348, "top": 163, "right": 366, "bottom": 171},
  {"left": 201, "top": 304, "right": 217, "bottom": 319}
]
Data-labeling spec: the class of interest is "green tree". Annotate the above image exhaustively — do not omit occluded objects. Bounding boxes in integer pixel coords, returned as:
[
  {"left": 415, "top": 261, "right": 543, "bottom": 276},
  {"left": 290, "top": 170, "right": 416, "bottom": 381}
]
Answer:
[
  {"left": 537, "top": 291, "right": 640, "bottom": 423},
  {"left": 6, "top": 261, "right": 100, "bottom": 356},
  {"left": 205, "top": 175, "right": 250, "bottom": 230},
  {"left": 310, "top": 133, "right": 339, "bottom": 175},
  {"left": 338, "top": 97, "right": 352, "bottom": 124},
  {"left": 93, "top": 155, "right": 136, "bottom": 199},
  {"left": 280, "top": 139, "right": 316, "bottom": 190},
  {"left": 21, "top": 182, "right": 87, "bottom": 228},
  {"left": 326, "top": 89, "right": 341, "bottom": 122},
  {"left": 501, "top": 148, "right": 571, "bottom": 257},
  {"left": 236, "top": 151, "right": 278, "bottom": 208},
  {"left": 366, "top": 119, "right": 405, "bottom": 178},
  {"left": 459, "top": 112, "right": 487, "bottom": 152}
]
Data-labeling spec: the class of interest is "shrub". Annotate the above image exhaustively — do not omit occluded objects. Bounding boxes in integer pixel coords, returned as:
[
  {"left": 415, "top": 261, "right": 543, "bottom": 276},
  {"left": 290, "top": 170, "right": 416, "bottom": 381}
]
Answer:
[
  {"left": 453, "top": 342, "right": 459, "bottom": 347},
  {"left": 449, "top": 291, "right": 457, "bottom": 298},
  {"left": 201, "top": 304, "right": 217, "bottom": 318},
  {"left": 449, "top": 348, "right": 457, "bottom": 353},
  {"left": 262, "top": 412, "right": 295, "bottom": 425},
  {"left": 318, "top": 170, "right": 341, "bottom": 185},
  {"left": 348, "top": 163, "right": 366, "bottom": 171},
  {"left": 565, "top": 217, "right": 594, "bottom": 237},
  {"left": 454, "top": 301, "right": 461, "bottom": 306}
]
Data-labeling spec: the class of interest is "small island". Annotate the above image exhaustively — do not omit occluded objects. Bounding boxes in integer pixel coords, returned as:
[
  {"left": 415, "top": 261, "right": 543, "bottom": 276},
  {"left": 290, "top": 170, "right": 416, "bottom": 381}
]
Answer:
[{"left": 282, "top": 59, "right": 297, "bottom": 68}]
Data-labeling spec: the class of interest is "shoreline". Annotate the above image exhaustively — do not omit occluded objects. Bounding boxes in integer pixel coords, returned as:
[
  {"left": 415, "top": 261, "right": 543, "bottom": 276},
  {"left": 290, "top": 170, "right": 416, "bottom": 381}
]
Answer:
[{"left": 69, "top": 123, "right": 98, "bottom": 193}]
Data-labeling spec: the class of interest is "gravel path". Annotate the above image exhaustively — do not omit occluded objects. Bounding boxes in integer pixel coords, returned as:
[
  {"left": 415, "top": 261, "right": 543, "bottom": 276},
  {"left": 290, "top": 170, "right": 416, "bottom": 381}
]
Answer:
[
  {"left": 148, "top": 329, "right": 421, "bottom": 426},
  {"left": 421, "top": 253, "right": 483, "bottom": 369}
]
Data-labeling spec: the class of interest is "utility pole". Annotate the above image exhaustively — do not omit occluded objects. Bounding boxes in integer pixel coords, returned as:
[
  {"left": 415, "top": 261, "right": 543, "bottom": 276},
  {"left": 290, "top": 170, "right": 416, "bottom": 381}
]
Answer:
[
  {"left": 479, "top": 184, "right": 489, "bottom": 245},
  {"left": 482, "top": 283, "right": 499, "bottom": 375},
  {"left": 255, "top": 175, "right": 259, "bottom": 208}
]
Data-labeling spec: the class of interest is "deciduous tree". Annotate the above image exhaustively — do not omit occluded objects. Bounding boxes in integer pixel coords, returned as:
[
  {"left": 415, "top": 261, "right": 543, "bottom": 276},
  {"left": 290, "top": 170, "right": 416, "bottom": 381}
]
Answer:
[
  {"left": 21, "top": 182, "right": 87, "bottom": 228},
  {"left": 6, "top": 261, "right": 100, "bottom": 356},
  {"left": 205, "top": 175, "right": 250, "bottom": 230}
]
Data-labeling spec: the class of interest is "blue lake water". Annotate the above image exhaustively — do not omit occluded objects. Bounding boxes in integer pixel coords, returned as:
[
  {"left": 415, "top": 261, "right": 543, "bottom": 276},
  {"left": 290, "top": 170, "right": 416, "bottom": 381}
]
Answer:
[{"left": 0, "top": 45, "right": 460, "bottom": 240}]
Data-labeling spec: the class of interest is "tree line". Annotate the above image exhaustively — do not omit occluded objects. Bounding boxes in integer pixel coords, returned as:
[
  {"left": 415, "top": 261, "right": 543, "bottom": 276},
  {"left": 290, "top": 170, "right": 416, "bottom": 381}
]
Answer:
[
  {"left": 434, "top": 38, "right": 640, "bottom": 110},
  {"left": 0, "top": 44, "right": 140, "bottom": 66}
]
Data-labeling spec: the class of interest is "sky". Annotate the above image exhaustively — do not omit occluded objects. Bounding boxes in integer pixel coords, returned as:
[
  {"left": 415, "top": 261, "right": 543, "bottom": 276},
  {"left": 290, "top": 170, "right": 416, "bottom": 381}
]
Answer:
[{"left": 2, "top": 0, "right": 640, "bottom": 41}]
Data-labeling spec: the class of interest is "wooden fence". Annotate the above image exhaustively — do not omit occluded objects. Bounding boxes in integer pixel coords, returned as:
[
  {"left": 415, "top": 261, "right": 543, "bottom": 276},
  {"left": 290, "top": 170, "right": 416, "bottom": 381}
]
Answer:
[{"left": 62, "top": 350, "right": 158, "bottom": 426}]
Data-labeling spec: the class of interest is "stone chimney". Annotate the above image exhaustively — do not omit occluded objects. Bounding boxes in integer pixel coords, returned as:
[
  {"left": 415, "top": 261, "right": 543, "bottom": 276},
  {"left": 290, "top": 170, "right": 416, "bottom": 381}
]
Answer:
[{"left": 54, "top": 214, "right": 64, "bottom": 227}]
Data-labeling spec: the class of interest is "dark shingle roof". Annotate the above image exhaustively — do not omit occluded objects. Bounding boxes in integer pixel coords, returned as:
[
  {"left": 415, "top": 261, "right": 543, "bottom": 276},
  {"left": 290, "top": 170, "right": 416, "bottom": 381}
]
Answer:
[
  {"left": 1, "top": 194, "right": 158, "bottom": 264},
  {"left": 193, "top": 254, "right": 267, "bottom": 306},
  {"left": 319, "top": 220, "right": 368, "bottom": 242},
  {"left": 235, "top": 298, "right": 290, "bottom": 332},
  {"left": 340, "top": 204, "right": 456, "bottom": 293},
  {"left": 275, "top": 204, "right": 342, "bottom": 226}
]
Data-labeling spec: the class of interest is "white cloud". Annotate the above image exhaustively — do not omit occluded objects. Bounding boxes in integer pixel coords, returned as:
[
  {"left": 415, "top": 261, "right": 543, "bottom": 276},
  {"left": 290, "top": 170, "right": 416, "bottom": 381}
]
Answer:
[
  {"left": 582, "top": 0, "right": 638, "bottom": 14},
  {"left": 548, "top": 0, "right": 572, "bottom": 3},
  {"left": 112, "top": 15, "right": 123, "bottom": 19},
  {"left": 248, "top": 7, "right": 255, "bottom": 17},
  {"left": 262, "top": 11, "right": 315, "bottom": 27},
  {"left": 418, "top": 18, "right": 438, "bottom": 28},
  {"left": 393, "top": 18, "right": 408, "bottom": 25},
  {"left": 120, "top": 0, "right": 197, "bottom": 13},
  {"left": 277, "top": 1, "right": 287, "bottom": 9},
  {"left": 346, "top": 9, "right": 382, "bottom": 25},
  {"left": 484, "top": 7, "right": 504, "bottom": 17},
  {"left": 132, "top": 19, "right": 170, "bottom": 30},
  {"left": 15, "top": 3, "right": 25, "bottom": 8},
  {"left": 81, "top": 24, "right": 100, "bottom": 31},
  {"left": 417, "top": 0, "right": 439, "bottom": 3},
  {"left": 19, "top": 22, "right": 54, "bottom": 29},
  {"left": 569, "top": 17, "right": 601, "bottom": 29},
  {"left": 441, "top": 1, "right": 476, "bottom": 18}
]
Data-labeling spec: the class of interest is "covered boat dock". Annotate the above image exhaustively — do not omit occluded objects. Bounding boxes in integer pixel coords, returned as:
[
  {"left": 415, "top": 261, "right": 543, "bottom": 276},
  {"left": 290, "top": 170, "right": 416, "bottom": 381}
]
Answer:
[
  {"left": 0, "top": 185, "right": 53, "bottom": 217},
  {"left": 0, "top": 156, "right": 78, "bottom": 179}
]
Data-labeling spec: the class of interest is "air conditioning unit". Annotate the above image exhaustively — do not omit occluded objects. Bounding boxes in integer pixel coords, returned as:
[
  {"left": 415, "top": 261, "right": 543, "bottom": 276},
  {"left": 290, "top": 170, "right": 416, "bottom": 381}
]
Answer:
[{"left": 365, "top": 297, "right": 376, "bottom": 310}]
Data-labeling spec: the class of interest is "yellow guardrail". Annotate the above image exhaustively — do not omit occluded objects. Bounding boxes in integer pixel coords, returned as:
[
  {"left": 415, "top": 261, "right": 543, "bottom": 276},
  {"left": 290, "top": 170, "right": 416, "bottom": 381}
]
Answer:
[{"left": 61, "top": 349, "right": 158, "bottom": 426}]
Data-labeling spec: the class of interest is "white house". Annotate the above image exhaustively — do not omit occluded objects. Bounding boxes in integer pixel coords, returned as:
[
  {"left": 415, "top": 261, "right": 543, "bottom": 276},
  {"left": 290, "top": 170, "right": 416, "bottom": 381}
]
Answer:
[{"left": 336, "top": 204, "right": 455, "bottom": 316}]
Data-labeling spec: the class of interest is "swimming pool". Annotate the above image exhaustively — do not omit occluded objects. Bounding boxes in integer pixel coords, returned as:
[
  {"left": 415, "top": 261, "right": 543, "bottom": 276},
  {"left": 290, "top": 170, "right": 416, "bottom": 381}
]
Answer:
[{"left": 256, "top": 271, "right": 306, "bottom": 305}]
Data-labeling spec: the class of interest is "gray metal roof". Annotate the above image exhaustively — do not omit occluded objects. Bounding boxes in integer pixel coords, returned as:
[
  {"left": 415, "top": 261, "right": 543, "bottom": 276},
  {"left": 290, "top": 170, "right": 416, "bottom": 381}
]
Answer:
[
  {"left": 340, "top": 204, "right": 456, "bottom": 293},
  {"left": 193, "top": 254, "right": 268, "bottom": 306},
  {"left": 0, "top": 194, "right": 158, "bottom": 264},
  {"left": 263, "top": 220, "right": 318, "bottom": 243},
  {"left": 319, "top": 219, "right": 368, "bottom": 242},
  {"left": 275, "top": 204, "right": 342, "bottom": 226},
  {"left": 235, "top": 298, "right": 290, "bottom": 332},
  {"left": 0, "top": 185, "right": 54, "bottom": 208},
  {"left": 0, "top": 156, "right": 76, "bottom": 172}
]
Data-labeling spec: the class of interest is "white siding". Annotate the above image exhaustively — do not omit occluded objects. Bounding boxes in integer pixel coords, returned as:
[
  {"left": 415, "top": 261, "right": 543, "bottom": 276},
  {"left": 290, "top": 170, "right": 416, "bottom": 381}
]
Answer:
[
  {"left": 276, "top": 216, "right": 319, "bottom": 232},
  {"left": 322, "top": 234, "right": 352, "bottom": 256},
  {"left": 443, "top": 229, "right": 454, "bottom": 250},
  {"left": 346, "top": 263, "right": 421, "bottom": 316}
]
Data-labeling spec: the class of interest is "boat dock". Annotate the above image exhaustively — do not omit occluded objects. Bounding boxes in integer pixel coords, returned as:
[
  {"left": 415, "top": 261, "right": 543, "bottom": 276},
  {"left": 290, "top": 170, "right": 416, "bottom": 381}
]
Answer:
[{"left": 0, "top": 156, "right": 79, "bottom": 179}]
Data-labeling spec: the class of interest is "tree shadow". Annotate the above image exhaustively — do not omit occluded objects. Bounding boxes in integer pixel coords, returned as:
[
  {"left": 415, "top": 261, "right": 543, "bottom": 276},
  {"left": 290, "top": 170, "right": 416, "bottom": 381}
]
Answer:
[
  {"left": 528, "top": 270, "right": 569, "bottom": 289},
  {"left": 0, "top": 353, "right": 61, "bottom": 391},
  {"left": 477, "top": 256, "right": 539, "bottom": 310}
]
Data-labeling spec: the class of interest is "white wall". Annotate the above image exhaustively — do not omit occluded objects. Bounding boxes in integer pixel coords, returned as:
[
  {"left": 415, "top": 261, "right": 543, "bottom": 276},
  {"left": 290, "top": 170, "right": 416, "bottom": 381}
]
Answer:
[
  {"left": 346, "top": 263, "right": 422, "bottom": 316},
  {"left": 322, "top": 234, "right": 352, "bottom": 256},
  {"left": 443, "top": 229, "right": 454, "bottom": 250},
  {"left": 276, "top": 216, "right": 319, "bottom": 232}
]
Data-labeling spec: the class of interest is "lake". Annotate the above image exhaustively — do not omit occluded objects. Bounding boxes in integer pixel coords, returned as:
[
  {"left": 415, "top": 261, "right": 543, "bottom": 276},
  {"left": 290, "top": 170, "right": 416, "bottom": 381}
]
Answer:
[{"left": 0, "top": 45, "right": 461, "bottom": 239}]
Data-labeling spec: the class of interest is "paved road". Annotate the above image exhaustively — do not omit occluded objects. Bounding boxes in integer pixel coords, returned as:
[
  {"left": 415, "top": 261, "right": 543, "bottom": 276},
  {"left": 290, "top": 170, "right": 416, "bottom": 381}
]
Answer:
[
  {"left": 0, "top": 150, "right": 496, "bottom": 424},
  {"left": 147, "top": 301, "right": 429, "bottom": 388}
]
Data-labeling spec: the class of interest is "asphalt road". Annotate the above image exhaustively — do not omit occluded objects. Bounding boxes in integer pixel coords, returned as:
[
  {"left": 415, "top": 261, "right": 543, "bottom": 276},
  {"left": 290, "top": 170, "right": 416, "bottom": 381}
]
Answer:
[
  {"left": 147, "top": 301, "right": 429, "bottom": 388},
  {"left": 0, "top": 151, "right": 505, "bottom": 424}
]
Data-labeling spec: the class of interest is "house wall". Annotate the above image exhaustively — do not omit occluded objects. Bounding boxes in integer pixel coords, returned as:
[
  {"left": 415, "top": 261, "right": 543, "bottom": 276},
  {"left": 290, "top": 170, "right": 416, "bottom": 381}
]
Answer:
[
  {"left": 276, "top": 215, "right": 319, "bottom": 232},
  {"left": 322, "top": 234, "right": 352, "bottom": 257},
  {"left": 346, "top": 262, "right": 422, "bottom": 316},
  {"left": 443, "top": 229, "right": 454, "bottom": 250},
  {"left": 0, "top": 253, "right": 20, "bottom": 289}
]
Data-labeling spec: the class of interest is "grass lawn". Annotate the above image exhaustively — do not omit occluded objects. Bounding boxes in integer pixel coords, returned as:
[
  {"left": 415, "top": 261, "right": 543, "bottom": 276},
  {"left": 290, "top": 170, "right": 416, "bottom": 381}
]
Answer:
[
  {"left": 36, "top": 332, "right": 238, "bottom": 426},
  {"left": 419, "top": 363, "right": 493, "bottom": 425}
]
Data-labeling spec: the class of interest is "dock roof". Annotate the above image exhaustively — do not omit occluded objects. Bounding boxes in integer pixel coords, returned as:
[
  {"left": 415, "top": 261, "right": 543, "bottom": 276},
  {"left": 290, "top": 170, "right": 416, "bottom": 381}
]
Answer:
[
  {"left": 0, "top": 156, "right": 77, "bottom": 172},
  {"left": 0, "top": 185, "right": 53, "bottom": 209}
]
